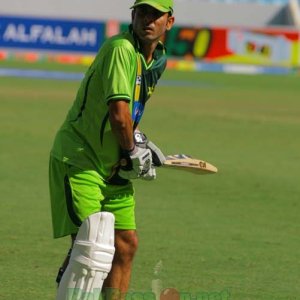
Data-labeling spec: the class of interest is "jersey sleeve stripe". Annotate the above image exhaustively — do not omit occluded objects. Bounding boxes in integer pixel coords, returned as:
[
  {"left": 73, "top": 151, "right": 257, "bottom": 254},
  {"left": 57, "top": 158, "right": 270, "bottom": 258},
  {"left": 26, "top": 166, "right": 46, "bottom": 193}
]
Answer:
[{"left": 106, "top": 95, "right": 131, "bottom": 103}]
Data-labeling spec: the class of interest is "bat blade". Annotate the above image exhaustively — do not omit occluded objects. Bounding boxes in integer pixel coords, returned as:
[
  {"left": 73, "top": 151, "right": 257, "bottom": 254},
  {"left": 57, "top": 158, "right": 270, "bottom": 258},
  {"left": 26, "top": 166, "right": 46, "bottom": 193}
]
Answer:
[{"left": 162, "top": 154, "right": 218, "bottom": 174}]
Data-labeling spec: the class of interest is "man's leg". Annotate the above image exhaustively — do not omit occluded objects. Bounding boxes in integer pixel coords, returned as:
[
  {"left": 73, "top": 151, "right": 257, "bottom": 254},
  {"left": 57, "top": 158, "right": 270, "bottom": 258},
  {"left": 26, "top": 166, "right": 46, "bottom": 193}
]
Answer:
[
  {"left": 103, "top": 229, "right": 138, "bottom": 299},
  {"left": 57, "top": 229, "right": 138, "bottom": 299}
]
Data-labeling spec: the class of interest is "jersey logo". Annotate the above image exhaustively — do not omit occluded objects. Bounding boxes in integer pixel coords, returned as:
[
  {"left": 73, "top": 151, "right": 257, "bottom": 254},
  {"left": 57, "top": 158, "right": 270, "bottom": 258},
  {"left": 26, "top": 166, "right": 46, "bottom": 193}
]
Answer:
[
  {"left": 147, "top": 86, "right": 155, "bottom": 97},
  {"left": 136, "top": 75, "right": 142, "bottom": 85}
]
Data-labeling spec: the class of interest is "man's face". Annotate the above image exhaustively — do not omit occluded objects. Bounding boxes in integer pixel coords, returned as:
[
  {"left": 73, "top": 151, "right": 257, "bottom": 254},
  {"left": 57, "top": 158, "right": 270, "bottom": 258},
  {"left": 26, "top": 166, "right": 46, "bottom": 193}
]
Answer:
[{"left": 132, "top": 5, "right": 174, "bottom": 44}]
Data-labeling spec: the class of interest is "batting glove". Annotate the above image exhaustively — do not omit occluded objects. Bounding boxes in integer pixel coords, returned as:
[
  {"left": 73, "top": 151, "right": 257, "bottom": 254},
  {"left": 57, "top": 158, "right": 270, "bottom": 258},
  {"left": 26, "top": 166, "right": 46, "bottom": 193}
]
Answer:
[
  {"left": 140, "top": 165, "right": 156, "bottom": 181},
  {"left": 133, "top": 130, "right": 166, "bottom": 167},
  {"left": 147, "top": 141, "right": 166, "bottom": 167},
  {"left": 118, "top": 146, "right": 153, "bottom": 180}
]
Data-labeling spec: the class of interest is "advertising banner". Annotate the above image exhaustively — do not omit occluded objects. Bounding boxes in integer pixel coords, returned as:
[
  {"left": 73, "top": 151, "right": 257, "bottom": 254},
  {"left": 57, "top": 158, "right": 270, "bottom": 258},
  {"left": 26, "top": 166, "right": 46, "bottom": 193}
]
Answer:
[
  {"left": 1, "top": 17, "right": 299, "bottom": 68},
  {"left": 164, "top": 26, "right": 300, "bottom": 67},
  {"left": 0, "top": 15, "right": 105, "bottom": 53}
]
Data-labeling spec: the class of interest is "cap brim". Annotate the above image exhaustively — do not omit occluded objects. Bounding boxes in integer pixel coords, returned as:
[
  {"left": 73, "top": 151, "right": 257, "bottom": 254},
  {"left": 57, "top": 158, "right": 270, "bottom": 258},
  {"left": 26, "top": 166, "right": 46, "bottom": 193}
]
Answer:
[{"left": 130, "top": 1, "right": 171, "bottom": 13}]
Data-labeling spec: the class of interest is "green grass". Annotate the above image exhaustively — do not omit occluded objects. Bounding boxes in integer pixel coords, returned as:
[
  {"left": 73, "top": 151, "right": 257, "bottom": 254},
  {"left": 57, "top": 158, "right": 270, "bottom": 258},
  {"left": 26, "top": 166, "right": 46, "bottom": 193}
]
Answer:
[
  {"left": 0, "top": 63, "right": 299, "bottom": 300},
  {"left": 0, "top": 59, "right": 88, "bottom": 72}
]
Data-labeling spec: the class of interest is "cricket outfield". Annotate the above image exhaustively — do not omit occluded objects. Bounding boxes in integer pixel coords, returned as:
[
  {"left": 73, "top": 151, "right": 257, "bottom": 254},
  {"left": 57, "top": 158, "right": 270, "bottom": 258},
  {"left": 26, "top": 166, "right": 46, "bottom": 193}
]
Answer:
[{"left": 0, "top": 61, "right": 299, "bottom": 300}]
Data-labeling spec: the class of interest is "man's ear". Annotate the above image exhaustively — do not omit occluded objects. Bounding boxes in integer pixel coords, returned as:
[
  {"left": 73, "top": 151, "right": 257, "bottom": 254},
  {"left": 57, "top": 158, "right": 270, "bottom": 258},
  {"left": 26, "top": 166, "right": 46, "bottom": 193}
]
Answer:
[{"left": 166, "top": 16, "right": 175, "bottom": 31}]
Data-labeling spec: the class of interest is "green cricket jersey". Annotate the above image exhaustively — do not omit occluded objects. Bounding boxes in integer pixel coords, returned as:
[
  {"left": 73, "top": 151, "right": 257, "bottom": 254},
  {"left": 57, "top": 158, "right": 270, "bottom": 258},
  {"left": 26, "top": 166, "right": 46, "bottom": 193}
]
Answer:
[{"left": 51, "top": 28, "right": 167, "bottom": 181}]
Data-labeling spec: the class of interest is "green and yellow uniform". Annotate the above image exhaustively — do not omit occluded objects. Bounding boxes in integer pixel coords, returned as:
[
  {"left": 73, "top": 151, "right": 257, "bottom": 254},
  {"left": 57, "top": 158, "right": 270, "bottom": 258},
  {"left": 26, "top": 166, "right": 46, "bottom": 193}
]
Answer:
[{"left": 49, "top": 27, "right": 167, "bottom": 238}]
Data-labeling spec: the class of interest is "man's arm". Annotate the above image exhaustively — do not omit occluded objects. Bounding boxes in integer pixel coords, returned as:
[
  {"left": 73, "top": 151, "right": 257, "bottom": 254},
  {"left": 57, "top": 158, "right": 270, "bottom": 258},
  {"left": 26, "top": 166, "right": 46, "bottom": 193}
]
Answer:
[
  {"left": 108, "top": 100, "right": 155, "bottom": 180},
  {"left": 109, "top": 100, "right": 134, "bottom": 151}
]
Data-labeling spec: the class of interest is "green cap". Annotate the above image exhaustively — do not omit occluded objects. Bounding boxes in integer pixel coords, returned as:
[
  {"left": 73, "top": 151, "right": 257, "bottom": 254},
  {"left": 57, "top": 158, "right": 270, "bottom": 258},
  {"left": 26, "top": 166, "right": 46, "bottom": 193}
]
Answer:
[{"left": 131, "top": 0, "right": 174, "bottom": 14}]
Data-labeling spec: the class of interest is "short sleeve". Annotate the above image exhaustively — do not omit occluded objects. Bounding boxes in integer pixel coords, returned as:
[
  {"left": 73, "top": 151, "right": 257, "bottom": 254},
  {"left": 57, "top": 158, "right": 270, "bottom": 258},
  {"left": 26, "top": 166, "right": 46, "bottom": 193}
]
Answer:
[{"left": 100, "top": 46, "right": 136, "bottom": 104}]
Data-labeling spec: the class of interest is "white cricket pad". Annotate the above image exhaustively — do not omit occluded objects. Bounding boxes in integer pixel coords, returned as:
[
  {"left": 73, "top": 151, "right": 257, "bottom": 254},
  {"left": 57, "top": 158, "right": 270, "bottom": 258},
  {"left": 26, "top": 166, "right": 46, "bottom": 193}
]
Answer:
[{"left": 56, "top": 212, "right": 115, "bottom": 300}]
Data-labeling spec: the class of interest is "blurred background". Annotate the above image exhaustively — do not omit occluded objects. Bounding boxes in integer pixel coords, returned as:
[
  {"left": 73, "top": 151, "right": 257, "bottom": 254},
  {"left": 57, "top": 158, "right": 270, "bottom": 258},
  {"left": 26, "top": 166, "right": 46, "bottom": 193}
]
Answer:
[{"left": 1, "top": 0, "right": 300, "bottom": 74}]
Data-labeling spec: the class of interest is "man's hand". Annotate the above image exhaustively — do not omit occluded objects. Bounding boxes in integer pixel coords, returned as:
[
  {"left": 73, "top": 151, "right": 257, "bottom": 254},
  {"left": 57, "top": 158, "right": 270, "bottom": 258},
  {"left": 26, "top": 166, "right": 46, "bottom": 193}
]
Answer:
[
  {"left": 147, "top": 141, "right": 166, "bottom": 167},
  {"left": 118, "top": 146, "right": 155, "bottom": 180},
  {"left": 133, "top": 130, "right": 166, "bottom": 167},
  {"left": 133, "top": 130, "right": 148, "bottom": 148},
  {"left": 140, "top": 165, "right": 156, "bottom": 181}
]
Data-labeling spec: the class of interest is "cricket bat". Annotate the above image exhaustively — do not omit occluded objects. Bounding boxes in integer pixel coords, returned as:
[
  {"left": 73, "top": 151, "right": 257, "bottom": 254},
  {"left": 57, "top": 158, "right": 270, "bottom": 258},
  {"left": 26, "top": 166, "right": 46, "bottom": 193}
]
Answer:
[{"left": 162, "top": 154, "right": 218, "bottom": 174}]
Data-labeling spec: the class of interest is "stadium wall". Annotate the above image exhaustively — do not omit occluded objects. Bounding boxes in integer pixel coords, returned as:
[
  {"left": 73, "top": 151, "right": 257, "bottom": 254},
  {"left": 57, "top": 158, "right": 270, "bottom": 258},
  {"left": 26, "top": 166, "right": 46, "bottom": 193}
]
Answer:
[{"left": 0, "top": 0, "right": 294, "bottom": 27}]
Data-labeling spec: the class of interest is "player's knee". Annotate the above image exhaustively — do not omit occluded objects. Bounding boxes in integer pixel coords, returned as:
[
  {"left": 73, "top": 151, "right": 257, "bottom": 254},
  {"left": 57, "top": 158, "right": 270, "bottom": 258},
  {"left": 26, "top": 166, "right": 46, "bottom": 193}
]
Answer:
[{"left": 115, "top": 230, "right": 138, "bottom": 263}]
